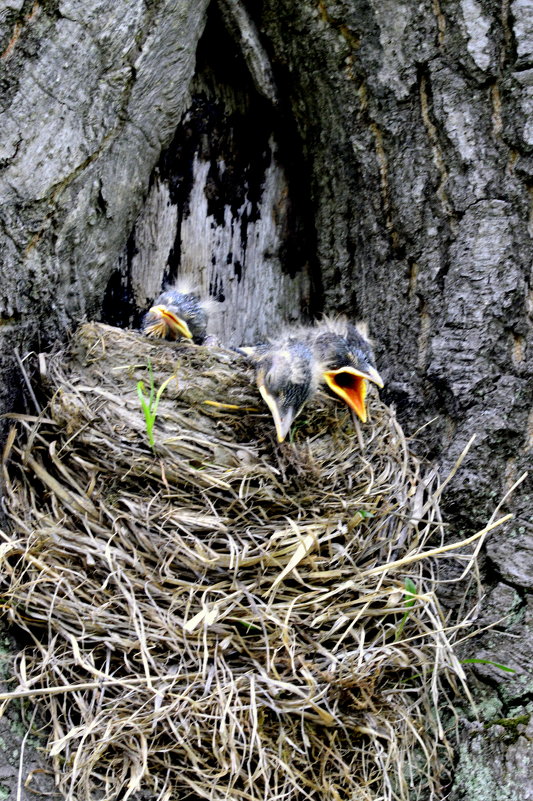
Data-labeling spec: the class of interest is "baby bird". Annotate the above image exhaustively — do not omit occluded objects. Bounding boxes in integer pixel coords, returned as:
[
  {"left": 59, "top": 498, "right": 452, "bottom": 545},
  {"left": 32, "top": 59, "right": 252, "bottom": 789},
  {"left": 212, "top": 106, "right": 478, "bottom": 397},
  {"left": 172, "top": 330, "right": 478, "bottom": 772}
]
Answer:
[
  {"left": 141, "top": 285, "right": 209, "bottom": 344},
  {"left": 312, "top": 318, "right": 384, "bottom": 423},
  {"left": 243, "top": 338, "right": 319, "bottom": 443},
  {"left": 241, "top": 319, "right": 383, "bottom": 442}
]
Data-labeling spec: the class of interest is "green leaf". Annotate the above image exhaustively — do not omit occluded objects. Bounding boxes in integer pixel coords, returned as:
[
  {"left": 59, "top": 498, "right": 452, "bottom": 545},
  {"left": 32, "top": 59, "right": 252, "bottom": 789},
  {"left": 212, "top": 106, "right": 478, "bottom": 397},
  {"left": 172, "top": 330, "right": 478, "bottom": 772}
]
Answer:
[
  {"left": 394, "top": 578, "right": 418, "bottom": 642},
  {"left": 230, "top": 619, "right": 262, "bottom": 634},
  {"left": 137, "top": 381, "right": 150, "bottom": 417},
  {"left": 137, "top": 367, "right": 174, "bottom": 452},
  {"left": 152, "top": 374, "right": 175, "bottom": 418},
  {"left": 404, "top": 577, "right": 417, "bottom": 607},
  {"left": 147, "top": 359, "right": 156, "bottom": 407},
  {"left": 460, "top": 658, "right": 516, "bottom": 673}
]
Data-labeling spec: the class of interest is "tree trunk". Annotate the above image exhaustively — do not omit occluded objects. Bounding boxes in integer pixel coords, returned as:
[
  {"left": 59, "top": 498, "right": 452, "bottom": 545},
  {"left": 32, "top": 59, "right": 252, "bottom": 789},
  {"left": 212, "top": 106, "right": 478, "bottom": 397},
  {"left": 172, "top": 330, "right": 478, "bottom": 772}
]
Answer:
[
  {"left": 0, "top": 0, "right": 532, "bottom": 798},
  {"left": 0, "top": 0, "right": 209, "bottom": 418}
]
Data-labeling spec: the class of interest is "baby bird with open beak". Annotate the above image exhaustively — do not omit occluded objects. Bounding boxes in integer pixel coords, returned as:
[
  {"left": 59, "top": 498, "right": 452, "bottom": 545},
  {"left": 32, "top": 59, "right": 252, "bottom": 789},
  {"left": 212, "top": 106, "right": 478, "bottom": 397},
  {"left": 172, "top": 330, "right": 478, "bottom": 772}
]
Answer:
[
  {"left": 141, "top": 285, "right": 210, "bottom": 345},
  {"left": 311, "top": 318, "right": 384, "bottom": 423},
  {"left": 241, "top": 318, "right": 384, "bottom": 442}
]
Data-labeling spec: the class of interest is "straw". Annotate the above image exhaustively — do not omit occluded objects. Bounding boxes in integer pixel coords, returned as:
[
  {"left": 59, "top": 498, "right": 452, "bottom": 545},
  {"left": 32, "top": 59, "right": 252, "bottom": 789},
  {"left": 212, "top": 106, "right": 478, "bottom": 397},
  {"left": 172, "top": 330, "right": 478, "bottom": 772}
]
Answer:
[{"left": 0, "top": 322, "right": 509, "bottom": 801}]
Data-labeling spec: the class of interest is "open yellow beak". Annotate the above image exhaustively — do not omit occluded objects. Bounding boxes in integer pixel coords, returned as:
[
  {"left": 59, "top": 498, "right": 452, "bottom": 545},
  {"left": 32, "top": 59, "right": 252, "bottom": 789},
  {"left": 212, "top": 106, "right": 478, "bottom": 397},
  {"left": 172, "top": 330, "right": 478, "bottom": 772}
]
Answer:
[
  {"left": 322, "top": 366, "right": 384, "bottom": 423},
  {"left": 149, "top": 305, "right": 193, "bottom": 340}
]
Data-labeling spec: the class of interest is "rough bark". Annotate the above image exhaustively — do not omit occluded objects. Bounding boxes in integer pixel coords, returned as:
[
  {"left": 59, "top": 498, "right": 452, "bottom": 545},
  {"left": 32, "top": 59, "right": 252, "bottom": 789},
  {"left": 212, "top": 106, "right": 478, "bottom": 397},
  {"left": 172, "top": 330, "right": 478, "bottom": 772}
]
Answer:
[
  {"left": 0, "top": 0, "right": 532, "bottom": 798},
  {"left": 0, "top": 0, "right": 209, "bottom": 422},
  {"left": 103, "top": 1, "right": 317, "bottom": 346}
]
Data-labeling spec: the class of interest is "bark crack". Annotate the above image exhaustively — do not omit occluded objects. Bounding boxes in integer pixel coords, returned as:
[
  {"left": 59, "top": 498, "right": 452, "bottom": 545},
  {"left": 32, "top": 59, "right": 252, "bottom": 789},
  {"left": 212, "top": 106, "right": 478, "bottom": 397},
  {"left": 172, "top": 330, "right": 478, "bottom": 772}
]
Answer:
[
  {"left": 500, "top": 0, "right": 516, "bottom": 70},
  {"left": 18, "top": 127, "right": 121, "bottom": 256},
  {"left": 431, "top": 0, "right": 446, "bottom": 49},
  {"left": 0, "top": 1, "right": 41, "bottom": 61},
  {"left": 527, "top": 185, "right": 533, "bottom": 238},
  {"left": 418, "top": 68, "right": 457, "bottom": 229},
  {"left": 369, "top": 122, "right": 399, "bottom": 248},
  {"left": 1, "top": 20, "right": 22, "bottom": 60},
  {"left": 27, "top": 69, "right": 80, "bottom": 112},
  {"left": 317, "top": 0, "right": 361, "bottom": 52},
  {"left": 490, "top": 82, "right": 503, "bottom": 138},
  {"left": 48, "top": 129, "right": 121, "bottom": 204}
]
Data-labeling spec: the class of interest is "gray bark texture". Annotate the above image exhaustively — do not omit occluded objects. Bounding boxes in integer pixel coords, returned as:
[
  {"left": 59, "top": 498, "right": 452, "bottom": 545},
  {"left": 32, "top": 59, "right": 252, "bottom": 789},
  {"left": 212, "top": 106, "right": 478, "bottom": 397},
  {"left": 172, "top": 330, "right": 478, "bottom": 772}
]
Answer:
[
  {"left": 0, "top": 0, "right": 209, "bottom": 420},
  {"left": 0, "top": 0, "right": 532, "bottom": 799}
]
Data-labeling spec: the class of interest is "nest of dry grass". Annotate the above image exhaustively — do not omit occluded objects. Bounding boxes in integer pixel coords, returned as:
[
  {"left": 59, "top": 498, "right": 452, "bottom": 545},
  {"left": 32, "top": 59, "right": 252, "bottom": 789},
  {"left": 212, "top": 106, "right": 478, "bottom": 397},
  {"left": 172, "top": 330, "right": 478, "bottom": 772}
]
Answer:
[{"left": 0, "top": 323, "right": 505, "bottom": 801}]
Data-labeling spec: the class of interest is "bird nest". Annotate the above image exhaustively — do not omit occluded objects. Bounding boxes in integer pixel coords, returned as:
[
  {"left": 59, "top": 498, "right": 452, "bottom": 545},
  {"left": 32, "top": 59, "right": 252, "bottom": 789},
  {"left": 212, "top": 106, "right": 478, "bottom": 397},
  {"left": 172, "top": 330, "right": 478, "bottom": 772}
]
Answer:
[{"left": 0, "top": 322, "right": 502, "bottom": 801}]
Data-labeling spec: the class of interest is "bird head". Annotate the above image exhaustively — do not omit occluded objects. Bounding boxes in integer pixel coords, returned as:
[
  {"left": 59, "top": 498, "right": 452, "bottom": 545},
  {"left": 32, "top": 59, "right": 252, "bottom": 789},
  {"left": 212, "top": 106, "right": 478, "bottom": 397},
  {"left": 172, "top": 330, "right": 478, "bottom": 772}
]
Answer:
[
  {"left": 254, "top": 341, "right": 318, "bottom": 443},
  {"left": 143, "top": 304, "right": 193, "bottom": 341},
  {"left": 313, "top": 322, "right": 384, "bottom": 422},
  {"left": 141, "top": 284, "right": 212, "bottom": 344}
]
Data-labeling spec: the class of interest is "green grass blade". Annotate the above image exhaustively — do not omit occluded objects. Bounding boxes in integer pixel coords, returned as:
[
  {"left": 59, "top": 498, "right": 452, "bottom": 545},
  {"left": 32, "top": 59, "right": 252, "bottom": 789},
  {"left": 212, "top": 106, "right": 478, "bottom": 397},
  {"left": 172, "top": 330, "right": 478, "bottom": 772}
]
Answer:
[
  {"left": 137, "top": 381, "right": 149, "bottom": 415},
  {"left": 147, "top": 360, "right": 156, "bottom": 408},
  {"left": 152, "top": 374, "right": 175, "bottom": 419},
  {"left": 137, "top": 380, "right": 156, "bottom": 449},
  {"left": 137, "top": 371, "right": 175, "bottom": 452},
  {"left": 460, "top": 658, "right": 516, "bottom": 673},
  {"left": 394, "top": 578, "right": 417, "bottom": 642}
]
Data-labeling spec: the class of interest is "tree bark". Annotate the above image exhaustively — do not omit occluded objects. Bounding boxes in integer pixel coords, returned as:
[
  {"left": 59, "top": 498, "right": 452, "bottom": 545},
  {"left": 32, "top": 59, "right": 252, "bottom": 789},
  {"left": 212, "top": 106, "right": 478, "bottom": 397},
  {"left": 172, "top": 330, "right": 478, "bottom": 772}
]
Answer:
[
  {"left": 102, "top": 0, "right": 318, "bottom": 346},
  {"left": 0, "top": 0, "right": 209, "bottom": 418},
  {"left": 0, "top": 0, "right": 532, "bottom": 798}
]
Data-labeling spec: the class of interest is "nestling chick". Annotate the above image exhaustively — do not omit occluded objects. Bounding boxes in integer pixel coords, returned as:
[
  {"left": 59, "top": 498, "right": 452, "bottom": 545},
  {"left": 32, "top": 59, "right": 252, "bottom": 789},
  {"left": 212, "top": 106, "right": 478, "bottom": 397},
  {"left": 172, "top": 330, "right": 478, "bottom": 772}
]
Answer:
[
  {"left": 243, "top": 338, "right": 319, "bottom": 443},
  {"left": 141, "top": 285, "right": 210, "bottom": 344},
  {"left": 311, "top": 318, "right": 384, "bottom": 423}
]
